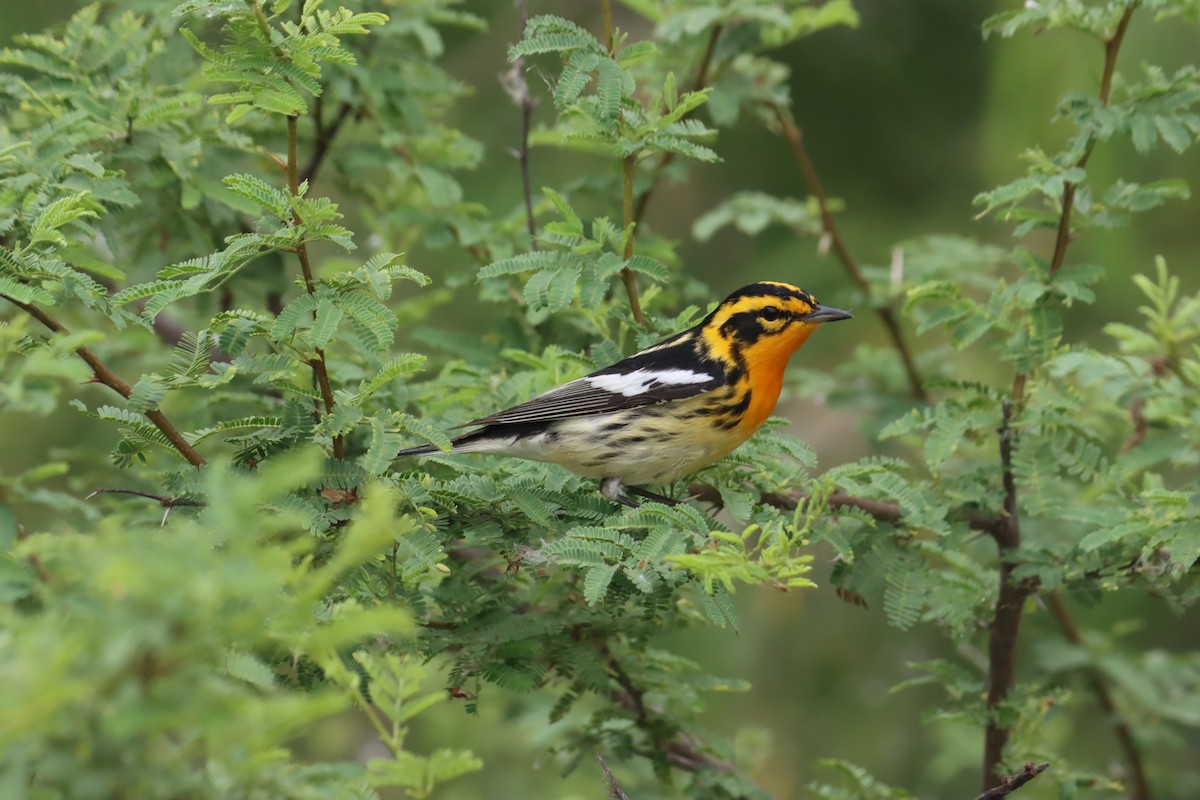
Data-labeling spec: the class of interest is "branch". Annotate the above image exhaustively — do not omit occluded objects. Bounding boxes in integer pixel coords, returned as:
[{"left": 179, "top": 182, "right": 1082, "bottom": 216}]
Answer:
[
  {"left": 503, "top": 0, "right": 538, "bottom": 244},
  {"left": 1048, "top": 5, "right": 1136, "bottom": 279},
  {"left": 687, "top": 482, "right": 1004, "bottom": 535},
  {"left": 631, "top": 24, "right": 723, "bottom": 227},
  {"left": 764, "top": 102, "right": 928, "bottom": 404},
  {"left": 300, "top": 97, "right": 355, "bottom": 185},
  {"left": 1046, "top": 593, "right": 1150, "bottom": 800},
  {"left": 982, "top": 400, "right": 1038, "bottom": 790},
  {"left": 597, "top": 639, "right": 773, "bottom": 799},
  {"left": 620, "top": 153, "right": 645, "bottom": 325},
  {"left": 14, "top": 520, "right": 51, "bottom": 583},
  {"left": 286, "top": 113, "right": 345, "bottom": 460},
  {"left": 599, "top": 1, "right": 645, "bottom": 325},
  {"left": 976, "top": 762, "right": 1050, "bottom": 800},
  {"left": 600, "top": 0, "right": 614, "bottom": 53},
  {"left": 983, "top": 8, "right": 1138, "bottom": 788},
  {"left": 595, "top": 753, "right": 632, "bottom": 800},
  {"left": 87, "top": 487, "right": 206, "bottom": 527},
  {"left": 1120, "top": 396, "right": 1147, "bottom": 453},
  {"left": 86, "top": 488, "right": 205, "bottom": 507},
  {"left": 1, "top": 293, "right": 206, "bottom": 467}
]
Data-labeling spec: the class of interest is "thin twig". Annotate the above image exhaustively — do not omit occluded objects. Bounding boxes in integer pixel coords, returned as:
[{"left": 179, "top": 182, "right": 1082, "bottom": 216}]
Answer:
[
  {"left": 595, "top": 753, "right": 632, "bottom": 800},
  {"left": 1, "top": 293, "right": 206, "bottom": 467},
  {"left": 246, "top": 2, "right": 344, "bottom": 458},
  {"left": 595, "top": 640, "right": 775, "bottom": 798},
  {"left": 300, "top": 98, "right": 355, "bottom": 184},
  {"left": 631, "top": 24, "right": 723, "bottom": 226},
  {"left": 687, "top": 482, "right": 1004, "bottom": 535},
  {"left": 1047, "top": 5, "right": 1135, "bottom": 279},
  {"left": 87, "top": 488, "right": 206, "bottom": 527},
  {"left": 600, "top": 0, "right": 614, "bottom": 53},
  {"left": 86, "top": 488, "right": 206, "bottom": 507},
  {"left": 620, "top": 154, "right": 645, "bottom": 324},
  {"left": 765, "top": 102, "right": 928, "bottom": 403},
  {"left": 600, "top": 1, "right": 645, "bottom": 325},
  {"left": 1046, "top": 593, "right": 1150, "bottom": 800},
  {"left": 1121, "top": 396, "right": 1147, "bottom": 453},
  {"left": 286, "top": 113, "right": 345, "bottom": 459},
  {"left": 14, "top": 521, "right": 51, "bottom": 583},
  {"left": 977, "top": 762, "right": 1050, "bottom": 800},
  {"left": 504, "top": 0, "right": 539, "bottom": 244}
]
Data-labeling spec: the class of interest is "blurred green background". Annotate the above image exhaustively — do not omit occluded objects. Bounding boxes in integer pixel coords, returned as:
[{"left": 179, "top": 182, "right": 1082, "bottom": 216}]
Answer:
[{"left": 3, "top": 2, "right": 1198, "bottom": 798}]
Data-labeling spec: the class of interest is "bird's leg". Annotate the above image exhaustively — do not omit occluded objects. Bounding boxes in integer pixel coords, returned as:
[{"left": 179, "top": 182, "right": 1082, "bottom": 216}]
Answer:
[
  {"left": 600, "top": 477, "right": 640, "bottom": 508},
  {"left": 626, "top": 486, "right": 680, "bottom": 507}
]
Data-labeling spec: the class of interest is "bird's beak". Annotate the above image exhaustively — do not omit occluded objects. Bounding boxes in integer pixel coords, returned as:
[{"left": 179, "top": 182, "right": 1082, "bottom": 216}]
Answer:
[{"left": 804, "top": 304, "right": 854, "bottom": 323}]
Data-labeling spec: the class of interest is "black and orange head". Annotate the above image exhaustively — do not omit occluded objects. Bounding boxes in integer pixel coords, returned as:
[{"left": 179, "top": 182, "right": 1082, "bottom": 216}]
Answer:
[{"left": 703, "top": 281, "right": 852, "bottom": 356}]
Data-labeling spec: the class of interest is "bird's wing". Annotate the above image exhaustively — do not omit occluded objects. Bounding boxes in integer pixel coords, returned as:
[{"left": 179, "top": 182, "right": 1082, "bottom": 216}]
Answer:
[{"left": 463, "top": 333, "right": 724, "bottom": 427}]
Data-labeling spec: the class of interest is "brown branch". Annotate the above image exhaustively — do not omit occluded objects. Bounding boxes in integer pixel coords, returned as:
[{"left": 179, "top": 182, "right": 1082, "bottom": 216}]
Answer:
[
  {"left": 977, "top": 762, "right": 1050, "bottom": 800},
  {"left": 300, "top": 98, "right": 355, "bottom": 185},
  {"left": 286, "top": 113, "right": 345, "bottom": 459},
  {"left": 1121, "top": 396, "right": 1147, "bottom": 453},
  {"left": 86, "top": 488, "right": 205, "bottom": 507},
  {"left": 595, "top": 753, "right": 632, "bottom": 800},
  {"left": 14, "top": 520, "right": 52, "bottom": 583},
  {"left": 504, "top": 0, "right": 538, "bottom": 244},
  {"left": 598, "top": 1, "right": 645, "bottom": 325},
  {"left": 597, "top": 639, "right": 770, "bottom": 798},
  {"left": 1046, "top": 593, "right": 1150, "bottom": 800},
  {"left": 600, "top": 0, "right": 614, "bottom": 53},
  {"left": 1048, "top": 5, "right": 1136, "bottom": 279},
  {"left": 982, "top": 400, "right": 1038, "bottom": 790},
  {"left": 2, "top": 293, "right": 206, "bottom": 467},
  {"left": 631, "top": 24, "right": 723, "bottom": 227},
  {"left": 620, "top": 154, "right": 645, "bottom": 324},
  {"left": 983, "top": 8, "right": 1138, "bottom": 789},
  {"left": 687, "top": 482, "right": 1004, "bottom": 535},
  {"left": 87, "top": 487, "right": 206, "bottom": 527},
  {"left": 765, "top": 102, "right": 928, "bottom": 403}
]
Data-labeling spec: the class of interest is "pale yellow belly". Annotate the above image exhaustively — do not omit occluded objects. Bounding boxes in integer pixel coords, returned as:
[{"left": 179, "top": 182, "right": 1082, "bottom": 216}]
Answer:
[{"left": 499, "top": 404, "right": 753, "bottom": 486}]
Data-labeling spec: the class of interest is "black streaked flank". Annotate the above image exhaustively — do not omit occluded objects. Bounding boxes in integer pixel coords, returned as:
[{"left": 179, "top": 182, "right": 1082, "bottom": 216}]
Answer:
[{"left": 723, "top": 390, "right": 752, "bottom": 416}]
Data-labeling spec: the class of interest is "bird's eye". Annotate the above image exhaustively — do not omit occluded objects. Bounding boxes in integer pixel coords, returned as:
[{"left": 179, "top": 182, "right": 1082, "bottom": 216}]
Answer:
[{"left": 760, "top": 306, "right": 782, "bottom": 322}]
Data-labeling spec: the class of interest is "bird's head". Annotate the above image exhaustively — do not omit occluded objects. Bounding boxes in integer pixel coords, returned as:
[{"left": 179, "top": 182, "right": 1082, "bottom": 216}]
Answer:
[{"left": 700, "top": 281, "right": 853, "bottom": 367}]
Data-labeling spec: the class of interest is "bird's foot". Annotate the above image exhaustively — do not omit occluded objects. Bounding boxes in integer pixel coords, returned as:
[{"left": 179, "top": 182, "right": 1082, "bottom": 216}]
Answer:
[
  {"left": 599, "top": 477, "right": 640, "bottom": 508},
  {"left": 627, "top": 486, "right": 680, "bottom": 507},
  {"left": 599, "top": 478, "right": 680, "bottom": 508}
]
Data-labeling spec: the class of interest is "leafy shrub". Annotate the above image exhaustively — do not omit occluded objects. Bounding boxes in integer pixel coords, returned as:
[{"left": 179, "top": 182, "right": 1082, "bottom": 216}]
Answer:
[{"left": 1, "top": 1, "right": 1198, "bottom": 798}]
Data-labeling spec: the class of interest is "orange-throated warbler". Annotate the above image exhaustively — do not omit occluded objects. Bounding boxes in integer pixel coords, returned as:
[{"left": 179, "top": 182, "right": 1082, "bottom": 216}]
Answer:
[{"left": 399, "top": 281, "right": 852, "bottom": 507}]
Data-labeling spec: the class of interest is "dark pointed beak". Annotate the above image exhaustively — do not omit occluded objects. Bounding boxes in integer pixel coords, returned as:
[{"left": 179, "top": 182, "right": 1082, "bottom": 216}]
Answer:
[{"left": 804, "top": 304, "right": 854, "bottom": 323}]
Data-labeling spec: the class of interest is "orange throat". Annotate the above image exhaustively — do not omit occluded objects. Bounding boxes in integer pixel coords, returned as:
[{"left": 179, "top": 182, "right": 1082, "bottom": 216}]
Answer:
[{"left": 736, "top": 325, "right": 817, "bottom": 433}]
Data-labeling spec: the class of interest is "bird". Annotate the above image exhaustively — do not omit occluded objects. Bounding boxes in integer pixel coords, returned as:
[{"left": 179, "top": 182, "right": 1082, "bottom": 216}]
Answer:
[{"left": 398, "top": 281, "right": 852, "bottom": 507}]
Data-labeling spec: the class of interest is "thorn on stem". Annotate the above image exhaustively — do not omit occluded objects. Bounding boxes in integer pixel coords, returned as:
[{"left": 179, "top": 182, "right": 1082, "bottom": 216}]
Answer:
[
  {"left": 595, "top": 752, "right": 632, "bottom": 800},
  {"left": 976, "top": 762, "right": 1050, "bottom": 800}
]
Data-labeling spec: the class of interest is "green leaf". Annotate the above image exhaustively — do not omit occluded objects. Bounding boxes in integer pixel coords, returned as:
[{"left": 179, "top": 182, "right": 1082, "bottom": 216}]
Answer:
[
  {"left": 583, "top": 564, "right": 618, "bottom": 605},
  {"left": 354, "top": 354, "right": 427, "bottom": 404},
  {"left": 361, "top": 415, "right": 406, "bottom": 476},
  {"left": 223, "top": 174, "right": 292, "bottom": 219},
  {"left": 310, "top": 298, "right": 343, "bottom": 349},
  {"left": 0, "top": 276, "right": 55, "bottom": 306}
]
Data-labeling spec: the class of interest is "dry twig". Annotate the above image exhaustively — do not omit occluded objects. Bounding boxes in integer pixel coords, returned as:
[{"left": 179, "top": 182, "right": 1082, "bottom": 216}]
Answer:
[{"left": 976, "top": 762, "right": 1050, "bottom": 800}]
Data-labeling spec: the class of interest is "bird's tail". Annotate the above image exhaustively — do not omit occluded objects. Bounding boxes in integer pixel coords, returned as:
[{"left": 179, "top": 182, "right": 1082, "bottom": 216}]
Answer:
[
  {"left": 396, "top": 427, "right": 513, "bottom": 458},
  {"left": 396, "top": 442, "right": 442, "bottom": 457}
]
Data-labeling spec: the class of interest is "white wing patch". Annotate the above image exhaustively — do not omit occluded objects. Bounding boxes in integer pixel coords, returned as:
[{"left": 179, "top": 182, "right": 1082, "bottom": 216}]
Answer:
[{"left": 587, "top": 368, "right": 713, "bottom": 398}]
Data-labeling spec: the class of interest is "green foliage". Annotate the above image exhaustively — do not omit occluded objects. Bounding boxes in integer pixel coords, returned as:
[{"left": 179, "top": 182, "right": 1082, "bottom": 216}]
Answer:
[
  {"left": 0, "top": 454, "right": 458, "bottom": 799},
  {"left": 2, "top": 0, "right": 1199, "bottom": 798}
]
